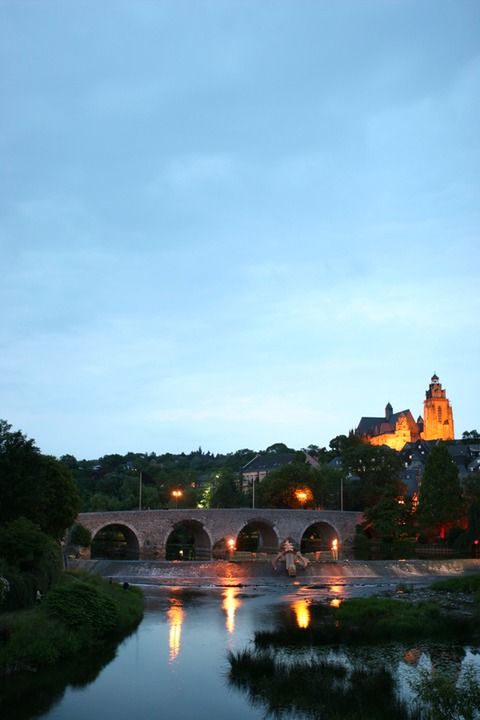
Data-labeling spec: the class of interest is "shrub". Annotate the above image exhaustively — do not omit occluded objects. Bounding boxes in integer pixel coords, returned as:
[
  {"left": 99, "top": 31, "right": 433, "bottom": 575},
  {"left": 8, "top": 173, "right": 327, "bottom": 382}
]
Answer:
[{"left": 43, "top": 581, "right": 119, "bottom": 638}]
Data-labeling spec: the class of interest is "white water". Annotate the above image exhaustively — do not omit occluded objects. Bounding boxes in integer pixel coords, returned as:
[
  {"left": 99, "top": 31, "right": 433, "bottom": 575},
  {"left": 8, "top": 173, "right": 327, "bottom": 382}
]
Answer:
[{"left": 71, "top": 557, "right": 480, "bottom": 587}]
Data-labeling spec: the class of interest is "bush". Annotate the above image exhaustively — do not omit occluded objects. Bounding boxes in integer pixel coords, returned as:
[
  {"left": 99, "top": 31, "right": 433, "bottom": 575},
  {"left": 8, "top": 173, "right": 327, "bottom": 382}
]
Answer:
[
  {"left": 43, "top": 581, "right": 119, "bottom": 638},
  {"left": 0, "top": 573, "right": 144, "bottom": 675}
]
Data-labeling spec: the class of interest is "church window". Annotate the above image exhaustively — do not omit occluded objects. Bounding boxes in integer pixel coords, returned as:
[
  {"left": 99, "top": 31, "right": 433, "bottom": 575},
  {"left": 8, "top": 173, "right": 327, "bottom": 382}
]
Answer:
[{"left": 438, "top": 406, "right": 442, "bottom": 423}]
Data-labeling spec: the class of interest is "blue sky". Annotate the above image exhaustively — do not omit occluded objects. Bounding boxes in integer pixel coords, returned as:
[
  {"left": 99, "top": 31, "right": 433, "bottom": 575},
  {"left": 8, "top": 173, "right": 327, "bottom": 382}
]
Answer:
[{"left": 1, "top": 0, "right": 479, "bottom": 460}]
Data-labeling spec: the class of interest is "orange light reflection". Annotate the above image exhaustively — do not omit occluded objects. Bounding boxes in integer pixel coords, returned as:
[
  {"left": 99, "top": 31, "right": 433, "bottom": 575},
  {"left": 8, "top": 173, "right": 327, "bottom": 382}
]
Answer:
[
  {"left": 222, "top": 587, "right": 242, "bottom": 633},
  {"left": 329, "top": 585, "right": 343, "bottom": 608},
  {"left": 167, "top": 600, "right": 184, "bottom": 661},
  {"left": 292, "top": 599, "right": 310, "bottom": 628}
]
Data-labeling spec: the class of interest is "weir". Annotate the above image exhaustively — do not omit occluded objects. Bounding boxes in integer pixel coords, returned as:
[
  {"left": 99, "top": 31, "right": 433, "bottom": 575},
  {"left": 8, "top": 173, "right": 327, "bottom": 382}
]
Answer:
[{"left": 70, "top": 558, "right": 480, "bottom": 586}]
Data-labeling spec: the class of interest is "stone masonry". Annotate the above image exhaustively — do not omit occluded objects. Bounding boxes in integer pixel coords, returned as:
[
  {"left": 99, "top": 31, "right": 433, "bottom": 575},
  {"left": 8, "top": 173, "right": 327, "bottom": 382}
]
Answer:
[{"left": 74, "top": 508, "right": 363, "bottom": 560}]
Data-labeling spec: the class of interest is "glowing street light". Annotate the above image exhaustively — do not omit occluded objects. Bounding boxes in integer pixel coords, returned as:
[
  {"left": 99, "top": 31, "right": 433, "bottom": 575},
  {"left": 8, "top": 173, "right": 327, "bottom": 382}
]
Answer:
[
  {"left": 172, "top": 489, "right": 183, "bottom": 508},
  {"left": 331, "top": 538, "right": 339, "bottom": 561},
  {"left": 227, "top": 537, "right": 236, "bottom": 558},
  {"left": 296, "top": 490, "right": 308, "bottom": 504},
  {"left": 295, "top": 488, "right": 312, "bottom": 507}
]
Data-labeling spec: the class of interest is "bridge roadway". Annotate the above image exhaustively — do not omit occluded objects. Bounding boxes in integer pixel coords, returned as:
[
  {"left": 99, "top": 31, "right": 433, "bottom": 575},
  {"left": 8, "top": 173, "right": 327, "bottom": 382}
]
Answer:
[{"left": 74, "top": 508, "right": 363, "bottom": 560}]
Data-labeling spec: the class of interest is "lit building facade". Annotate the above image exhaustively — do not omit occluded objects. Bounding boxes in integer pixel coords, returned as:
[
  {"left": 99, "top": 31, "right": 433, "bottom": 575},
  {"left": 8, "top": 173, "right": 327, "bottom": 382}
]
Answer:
[{"left": 356, "top": 374, "right": 454, "bottom": 451}]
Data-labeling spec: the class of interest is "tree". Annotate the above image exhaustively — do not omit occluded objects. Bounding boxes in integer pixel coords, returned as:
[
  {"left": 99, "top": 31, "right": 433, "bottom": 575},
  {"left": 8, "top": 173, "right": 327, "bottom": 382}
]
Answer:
[
  {"left": 257, "top": 463, "right": 315, "bottom": 509},
  {"left": 263, "top": 442, "right": 295, "bottom": 454},
  {"left": 416, "top": 442, "right": 465, "bottom": 539},
  {"left": 363, "top": 490, "right": 413, "bottom": 540},
  {"left": 329, "top": 433, "right": 364, "bottom": 455},
  {"left": 35, "top": 456, "right": 81, "bottom": 539},
  {"left": 342, "top": 444, "right": 404, "bottom": 511},
  {"left": 0, "top": 419, "right": 80, "bottom": 538},
  {"left": 0, "top": 517, "right": 58, "bottom": 571},
  {"left": 69, "top": 522, "right": 92, "bottom": 548},
  {"left": 462, "top": 430, "right": 480, "bottom": 442},
  {"left": 204, "top": 469, "right": 246, "bottom": 508},
  {"left": 460, "top": 497, "right": 480, "bottom": 555},
  {"left": 0, "top": 419, "right": 40, "bottom": 524}
]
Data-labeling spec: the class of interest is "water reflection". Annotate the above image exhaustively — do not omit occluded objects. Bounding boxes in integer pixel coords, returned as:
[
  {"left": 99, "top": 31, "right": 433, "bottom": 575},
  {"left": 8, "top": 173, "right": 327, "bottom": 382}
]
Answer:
[
  {"left": 291, "top": 599, "right": 310, "bottom": 628},
  {"left": 329, "top": 584, "right": 343, "bottom": 608},
  {"left": 167, "top": 596, "right": 184, "bottom": 661},
  {"left": 4, "top": 584, "right": 480, "bottom": 720},
  {"left": 222, "top": 587, "right": 242, "bottom": 633}
]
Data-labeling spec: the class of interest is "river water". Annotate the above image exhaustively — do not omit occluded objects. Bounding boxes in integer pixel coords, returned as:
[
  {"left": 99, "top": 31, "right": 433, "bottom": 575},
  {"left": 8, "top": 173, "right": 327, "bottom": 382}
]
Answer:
[{"left": 2, "top": 560, "right": 480, "bottom": 720}]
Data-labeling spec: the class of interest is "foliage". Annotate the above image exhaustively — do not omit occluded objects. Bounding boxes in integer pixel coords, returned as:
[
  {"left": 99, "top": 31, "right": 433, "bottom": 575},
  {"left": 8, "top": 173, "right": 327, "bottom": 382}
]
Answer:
[
  {"left": 69, "top": 523, "right": 92, "bottom": 548},
  {"left": 329, "top": 432, "right": 364, "bottom": 455},
  {"left": 200, "top": 468, "right": 247, "bottom": 508},
  {"left": 353, "top": 530, "right": 370, "bottom": 559},
  {"left": 0, "top": 517, "right": 49, "bottom": 570},
  {"left": 70, "top": 446, "right": 258, "bottom": 512},
  {"left": 410, "top": 664, "right": 480, "bottom": 720},
  {"left": 462, "top": 430, "right": 480, "bottom": 442},
  {"left": 416, "top": 442, "right": 465, "bottom": 539},
  {"left": 0, "top": 572, "right": 144, "bottom": 675},
  {"left": 263, "top": 442, "right": 295, "bottom": 454},
  {"left": 43, "top": 580, "right": 119, "bottom": 637},
  {"left": 35, "top": 455, "right": 81, "bottom": 538},
  {"left": 363, "top": 490, "right": 413, "bottom": 539},
  {"left": 342, "top": 444, "right": 404, "bottom": 510},
  {"left": 256, "top": 462, "right": 314, "bottom": 508},
  {"left": 0, "top": 420, "right": 80, "bottom": 538},
  {"left": 255, "top": 461, "right": 344, "bottom": 509},
  {"left": 459, "top": 498, "right": 480, "bottom": 555}
]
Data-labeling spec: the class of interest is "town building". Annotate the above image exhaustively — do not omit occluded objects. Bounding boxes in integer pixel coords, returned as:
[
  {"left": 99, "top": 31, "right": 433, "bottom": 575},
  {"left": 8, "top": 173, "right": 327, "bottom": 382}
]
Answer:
[{"left": 355, "top": 374, "right": 454, "bottom": 451}]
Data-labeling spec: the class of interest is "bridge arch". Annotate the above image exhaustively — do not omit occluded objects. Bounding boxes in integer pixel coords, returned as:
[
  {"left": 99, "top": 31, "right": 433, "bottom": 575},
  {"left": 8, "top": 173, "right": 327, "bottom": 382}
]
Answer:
[
  {"left": 90, "top": 522, "right": 141, "bottom": 560},
  {"left": 165, "top": 519, "right": 212, "bottom": 561},
  {"left": 235, "top": 518, "right": 279, "bottom": 555},
  {"left": 299, "top": 521, "right": 339, "bottom": 555}
]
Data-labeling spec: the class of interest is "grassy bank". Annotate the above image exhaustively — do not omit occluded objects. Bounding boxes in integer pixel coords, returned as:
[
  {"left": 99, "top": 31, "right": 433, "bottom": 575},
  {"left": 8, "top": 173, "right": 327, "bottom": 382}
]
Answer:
[{"left": 0, "top": 570, "right": 144, "bottom": 676}]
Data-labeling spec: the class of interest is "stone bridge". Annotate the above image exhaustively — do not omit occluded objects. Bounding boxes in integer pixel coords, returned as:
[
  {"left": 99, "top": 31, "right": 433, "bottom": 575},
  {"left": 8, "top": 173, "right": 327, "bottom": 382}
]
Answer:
[{"left": 73, "top": 509, "right": 362, "bottom": 560}]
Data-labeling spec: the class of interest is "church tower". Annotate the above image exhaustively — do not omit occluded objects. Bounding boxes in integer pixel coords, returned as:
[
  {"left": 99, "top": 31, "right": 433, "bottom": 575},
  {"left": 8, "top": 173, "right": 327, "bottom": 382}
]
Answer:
[{"left": 422, "top": 373, "right": 454, "bottom": 441}]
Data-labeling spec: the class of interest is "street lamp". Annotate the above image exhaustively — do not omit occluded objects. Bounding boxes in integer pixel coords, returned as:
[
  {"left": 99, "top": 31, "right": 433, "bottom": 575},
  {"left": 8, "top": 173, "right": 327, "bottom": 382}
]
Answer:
[
  {"left": 252, "top": 473, "right": 259, "bottom": 509},
  {"left": 296, "top": 490, "right": 308, "bottom": 505},
  {"left": 172, "top": 490, "right": 183, "bottom": 508}
]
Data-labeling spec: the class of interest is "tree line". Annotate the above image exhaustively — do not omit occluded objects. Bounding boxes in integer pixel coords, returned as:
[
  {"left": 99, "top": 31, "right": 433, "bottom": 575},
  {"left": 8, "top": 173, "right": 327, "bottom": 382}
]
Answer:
[{"left": 1, "top": 419, "right": 480, "bottom": 581}]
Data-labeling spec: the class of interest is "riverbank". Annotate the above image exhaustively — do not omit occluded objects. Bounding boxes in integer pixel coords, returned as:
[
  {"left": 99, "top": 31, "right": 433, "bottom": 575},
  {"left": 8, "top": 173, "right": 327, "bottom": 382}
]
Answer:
[
  {"left": 69, "top": 557, "right": 480, "bottom": 587},
  {"left": 0, "top": 571, "right": 144, "bottom": 677}
]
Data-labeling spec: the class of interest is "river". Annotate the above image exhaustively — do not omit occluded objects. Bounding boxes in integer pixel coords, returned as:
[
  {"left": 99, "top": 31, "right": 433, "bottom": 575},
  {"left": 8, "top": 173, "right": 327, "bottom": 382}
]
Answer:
[{"left": 2, "top": 559, "right": 480, "bottom": 720}]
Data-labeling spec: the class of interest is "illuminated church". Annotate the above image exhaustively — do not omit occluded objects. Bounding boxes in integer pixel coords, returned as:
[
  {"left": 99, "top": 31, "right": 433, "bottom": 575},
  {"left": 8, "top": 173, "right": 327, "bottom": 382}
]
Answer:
[{"left": 355, "top": 374, "right": 455, "bottom": 451}]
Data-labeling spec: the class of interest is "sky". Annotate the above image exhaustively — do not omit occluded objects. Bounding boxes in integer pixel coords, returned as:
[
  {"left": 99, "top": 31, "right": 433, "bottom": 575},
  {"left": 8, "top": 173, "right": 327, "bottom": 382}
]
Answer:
[{"left": 1, "top": 0, "right": 479, "bottom": 461}]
